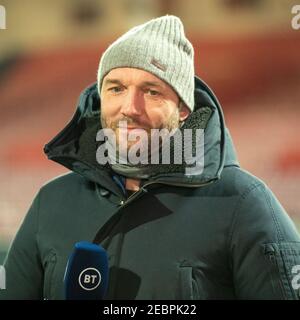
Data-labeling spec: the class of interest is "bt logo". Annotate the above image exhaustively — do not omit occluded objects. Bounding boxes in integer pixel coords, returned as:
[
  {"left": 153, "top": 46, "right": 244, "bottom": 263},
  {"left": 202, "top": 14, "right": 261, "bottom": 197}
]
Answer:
[
  {"left": 291, "top": 5, "right": 300, "bottom": 30},
  {"left": 78, "top": 267, "right": 101, "bottom": 291}
]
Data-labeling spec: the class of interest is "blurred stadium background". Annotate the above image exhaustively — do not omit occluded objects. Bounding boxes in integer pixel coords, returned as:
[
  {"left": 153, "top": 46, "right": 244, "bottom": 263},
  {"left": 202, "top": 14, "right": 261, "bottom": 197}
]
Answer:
[{"left": 0, "top": 0, "right": 300, "bottom": 262}]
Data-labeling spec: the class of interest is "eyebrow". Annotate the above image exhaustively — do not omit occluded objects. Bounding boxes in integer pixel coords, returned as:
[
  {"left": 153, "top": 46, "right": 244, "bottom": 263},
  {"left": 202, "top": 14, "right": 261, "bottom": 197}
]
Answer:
[
  {"left": 140, "top": 81, "right": 164, "bottom": 88},
  {"left": 103, "top": 78, "right": 164, "bottom": 89},
  {"left": 103, "top": 79, "right": 123, "bottom": 87}
]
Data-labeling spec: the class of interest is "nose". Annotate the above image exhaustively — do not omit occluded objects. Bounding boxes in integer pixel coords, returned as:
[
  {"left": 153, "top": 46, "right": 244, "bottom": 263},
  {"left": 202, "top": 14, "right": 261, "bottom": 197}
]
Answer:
[{"left": 121, "top": 88, "right": 143, "bottom": 118}]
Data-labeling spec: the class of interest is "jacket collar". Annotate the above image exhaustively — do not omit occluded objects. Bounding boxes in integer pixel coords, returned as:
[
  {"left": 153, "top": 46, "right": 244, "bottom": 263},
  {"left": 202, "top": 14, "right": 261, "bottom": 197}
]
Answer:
[{"left": 44, "top": 76, "right": 239, "bottom": 193}]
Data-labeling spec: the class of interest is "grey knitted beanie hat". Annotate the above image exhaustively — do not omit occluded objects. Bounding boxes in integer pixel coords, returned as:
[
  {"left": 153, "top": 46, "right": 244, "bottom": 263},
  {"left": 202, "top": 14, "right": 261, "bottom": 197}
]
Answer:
[{"left": 97, "top": 15, "right": 195, "bottom": 112}]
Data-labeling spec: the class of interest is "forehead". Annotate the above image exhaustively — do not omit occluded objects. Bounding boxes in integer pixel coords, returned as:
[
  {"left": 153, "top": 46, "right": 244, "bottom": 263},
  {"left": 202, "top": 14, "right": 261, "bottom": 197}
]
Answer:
[{"left": 103, "top": 67, "right": 167, "bottom": 87}]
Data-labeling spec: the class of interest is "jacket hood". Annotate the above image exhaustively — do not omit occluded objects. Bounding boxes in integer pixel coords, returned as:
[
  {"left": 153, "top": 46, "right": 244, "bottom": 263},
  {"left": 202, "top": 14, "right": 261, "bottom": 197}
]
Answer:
[{"left": 44, "top": 76, "right": 239, "bottom": 192}]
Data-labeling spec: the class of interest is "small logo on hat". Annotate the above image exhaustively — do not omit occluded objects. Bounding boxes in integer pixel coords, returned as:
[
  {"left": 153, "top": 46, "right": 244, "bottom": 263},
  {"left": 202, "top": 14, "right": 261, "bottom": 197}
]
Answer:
[{"left": 151, "top": 58, "right": 167, "bottom": 72}]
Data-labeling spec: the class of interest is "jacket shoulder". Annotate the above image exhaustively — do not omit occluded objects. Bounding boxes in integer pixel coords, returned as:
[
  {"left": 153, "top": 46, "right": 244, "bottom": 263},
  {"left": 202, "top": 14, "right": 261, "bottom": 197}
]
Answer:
[
  {"left": 216, "top": 166, "right": 299, "bottom": 238},
  {"left": 40, "top": 172, "right": 90, "bottom": 192},
  {"left": 37, "top": 172, "right": 97, "bottom": 206},
  {"left": 220, "top": 166, "right": 300, "bottom": 241},
  {"left": 213, "top": 165, "right": 267, "bottom": 197},
  {"left": 222, "top": 168, "right": 300, "bottom": 300}
]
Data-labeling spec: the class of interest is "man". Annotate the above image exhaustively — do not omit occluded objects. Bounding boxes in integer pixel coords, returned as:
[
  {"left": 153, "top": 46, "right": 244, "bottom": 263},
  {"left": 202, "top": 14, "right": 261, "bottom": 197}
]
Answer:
[{"left": 1, "top": 15, "right": 300, "bottom": 300}]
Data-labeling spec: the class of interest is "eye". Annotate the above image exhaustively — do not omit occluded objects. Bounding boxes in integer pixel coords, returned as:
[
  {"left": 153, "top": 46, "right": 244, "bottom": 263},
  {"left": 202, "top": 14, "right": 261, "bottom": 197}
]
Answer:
[
  {"left": 147, "top": 89, "right": 160, "bottom": 96},
  {"left": 108, "top": 86, "right": 124, "bottom": 93}
]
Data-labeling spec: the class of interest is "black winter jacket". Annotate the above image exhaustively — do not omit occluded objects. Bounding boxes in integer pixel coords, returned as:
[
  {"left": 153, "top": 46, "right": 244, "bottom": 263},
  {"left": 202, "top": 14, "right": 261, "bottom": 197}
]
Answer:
[{"left": 1, "top": 77, "right": 300, "bottom": 300}]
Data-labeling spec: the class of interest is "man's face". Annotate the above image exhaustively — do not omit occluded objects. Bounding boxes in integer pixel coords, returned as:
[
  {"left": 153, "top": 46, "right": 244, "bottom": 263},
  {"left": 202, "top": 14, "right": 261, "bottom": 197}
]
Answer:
[{"left": 100, "top": 68, "right": 189, "bottom": 151}]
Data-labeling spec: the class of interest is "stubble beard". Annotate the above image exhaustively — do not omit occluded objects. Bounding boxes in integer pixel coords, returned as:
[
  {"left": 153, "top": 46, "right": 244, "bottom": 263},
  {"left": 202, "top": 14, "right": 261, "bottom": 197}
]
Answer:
[{"left": 100, "top": 108, "right": 180, "bottom": 163}]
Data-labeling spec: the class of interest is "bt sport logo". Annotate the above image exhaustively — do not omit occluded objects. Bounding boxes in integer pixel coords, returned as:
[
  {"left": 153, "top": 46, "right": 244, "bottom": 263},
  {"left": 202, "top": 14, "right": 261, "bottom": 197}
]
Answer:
[{"left": 78, "top": 267, "right": 101, "bottom": 291}]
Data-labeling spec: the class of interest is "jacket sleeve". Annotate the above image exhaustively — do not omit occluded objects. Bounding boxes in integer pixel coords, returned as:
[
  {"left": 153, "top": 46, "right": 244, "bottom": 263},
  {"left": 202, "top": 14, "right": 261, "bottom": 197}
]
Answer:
[
  {"left": 229, "top": 182, "right": 300, "bottom": 300},
  {"left": 0, "top": 192, "right": 43, "bottom": 300}
]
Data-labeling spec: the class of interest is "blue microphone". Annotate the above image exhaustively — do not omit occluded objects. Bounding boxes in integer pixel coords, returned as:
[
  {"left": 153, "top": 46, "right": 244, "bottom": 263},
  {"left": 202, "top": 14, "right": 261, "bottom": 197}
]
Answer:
[{"left": 64, "top": 241, "right": 109, "bottom": 300}]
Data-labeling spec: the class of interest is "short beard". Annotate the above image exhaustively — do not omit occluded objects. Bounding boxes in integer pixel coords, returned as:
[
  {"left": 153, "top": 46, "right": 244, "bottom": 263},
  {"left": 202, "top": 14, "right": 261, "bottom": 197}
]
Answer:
[
  {"left": 100, "top": 107, "right": 181, "bottom": 164},
  {"left": 101, "top": 108, "right": 180, "bottom": 130},
  {"left": 101, "top": 106, "right": 180, "bottom": 137}
]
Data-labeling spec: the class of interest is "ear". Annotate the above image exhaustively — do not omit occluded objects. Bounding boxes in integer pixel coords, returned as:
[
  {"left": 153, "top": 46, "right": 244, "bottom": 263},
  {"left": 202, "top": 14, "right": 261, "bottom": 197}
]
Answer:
[{"left": 179, "top": 102, "right": 190, "bottom": 121}]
